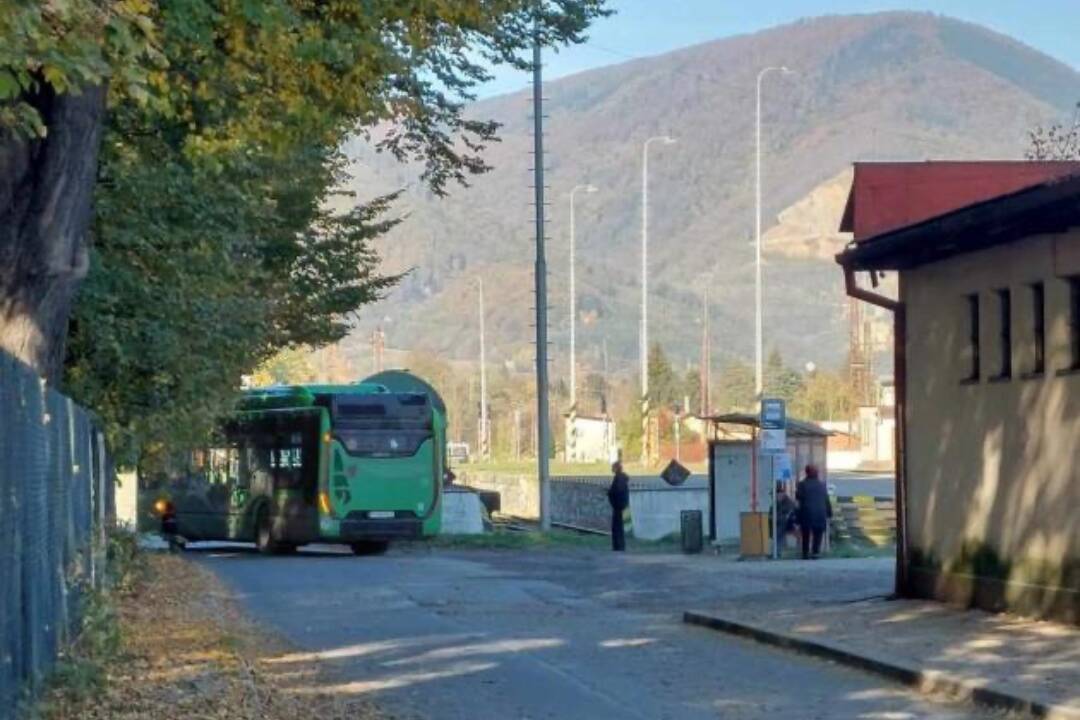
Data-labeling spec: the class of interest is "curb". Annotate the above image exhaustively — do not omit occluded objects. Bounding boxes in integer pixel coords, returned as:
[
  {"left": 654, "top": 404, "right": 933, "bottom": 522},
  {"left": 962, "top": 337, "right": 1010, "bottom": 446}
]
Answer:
[{"left": 683, "top": 610, "right": 1079, "bottom": 719}]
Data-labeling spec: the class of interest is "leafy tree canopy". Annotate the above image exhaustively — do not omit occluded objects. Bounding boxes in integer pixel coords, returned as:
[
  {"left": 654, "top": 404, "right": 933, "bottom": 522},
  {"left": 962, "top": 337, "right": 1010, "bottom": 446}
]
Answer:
[
  {"left": 763, "top": 348, "right": 802, "bottom": 404},
  {"left": 714, "top": 360, "right": 754, "bottom": 413},
  {"left": 12, "top": 0, "right": 611, "bottom": 463},
  {"left": 789, "top": 368, "right": 856, "bottom": 422}
]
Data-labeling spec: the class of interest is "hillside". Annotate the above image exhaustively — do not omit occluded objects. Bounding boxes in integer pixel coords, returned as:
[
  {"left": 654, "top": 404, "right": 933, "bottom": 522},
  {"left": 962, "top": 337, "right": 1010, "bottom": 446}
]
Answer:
[{"left": 339, "top": 11, "right": 1080, "bottom": 375}]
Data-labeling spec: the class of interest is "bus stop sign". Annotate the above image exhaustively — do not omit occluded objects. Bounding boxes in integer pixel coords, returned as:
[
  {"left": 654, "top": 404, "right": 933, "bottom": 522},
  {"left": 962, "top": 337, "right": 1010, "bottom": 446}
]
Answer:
[{"left": 759, "top": 398, "right": 786, "bottom": 454}]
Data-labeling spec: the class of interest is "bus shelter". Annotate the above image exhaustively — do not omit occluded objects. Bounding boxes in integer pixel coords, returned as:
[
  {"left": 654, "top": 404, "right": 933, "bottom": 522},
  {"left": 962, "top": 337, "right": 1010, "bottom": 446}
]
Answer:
[{"left": 702, "top": 413, "right": 831, "bottom": 547}]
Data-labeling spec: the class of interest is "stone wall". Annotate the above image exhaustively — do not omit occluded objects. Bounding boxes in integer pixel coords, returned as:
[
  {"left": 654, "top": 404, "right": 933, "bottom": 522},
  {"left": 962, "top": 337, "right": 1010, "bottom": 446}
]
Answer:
[{"left": 551, "top": 477, "right": 611, "bottom": 532}]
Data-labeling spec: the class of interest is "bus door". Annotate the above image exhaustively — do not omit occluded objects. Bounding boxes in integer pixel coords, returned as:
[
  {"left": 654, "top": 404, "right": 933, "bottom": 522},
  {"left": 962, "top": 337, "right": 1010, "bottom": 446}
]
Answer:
[{"left": 201, "top": 446, "right": 237, "bottom": 539}]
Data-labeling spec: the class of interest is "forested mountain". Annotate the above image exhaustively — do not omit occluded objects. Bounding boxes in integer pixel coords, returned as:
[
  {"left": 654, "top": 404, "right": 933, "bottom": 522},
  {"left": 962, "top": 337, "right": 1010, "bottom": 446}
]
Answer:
[{"left": 341, "top": 11, "right": 1080, "bottom": 374}]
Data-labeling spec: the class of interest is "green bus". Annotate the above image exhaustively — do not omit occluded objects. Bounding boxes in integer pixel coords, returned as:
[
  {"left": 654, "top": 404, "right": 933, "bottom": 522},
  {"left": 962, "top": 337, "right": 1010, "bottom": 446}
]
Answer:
[{"left": 150, "top": 372, "right": 447, "bottom": 555}]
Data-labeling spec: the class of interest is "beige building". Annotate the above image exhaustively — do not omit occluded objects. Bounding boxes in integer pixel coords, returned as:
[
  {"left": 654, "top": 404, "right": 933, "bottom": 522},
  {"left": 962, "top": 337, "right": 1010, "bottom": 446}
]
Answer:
[{"left": 838, "top": 162, "right": 1080, "bottom": 622}]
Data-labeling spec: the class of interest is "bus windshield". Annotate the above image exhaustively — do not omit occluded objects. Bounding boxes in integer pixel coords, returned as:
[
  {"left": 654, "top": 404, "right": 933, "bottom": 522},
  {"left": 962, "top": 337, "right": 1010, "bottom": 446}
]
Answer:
[{"left": 330, "top": 393, "right": 432, "bottom": 458}]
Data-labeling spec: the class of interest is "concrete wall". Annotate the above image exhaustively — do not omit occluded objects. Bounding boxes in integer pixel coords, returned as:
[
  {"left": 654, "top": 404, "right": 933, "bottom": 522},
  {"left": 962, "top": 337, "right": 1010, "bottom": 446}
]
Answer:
[
  {"left": 904, "top": 230, "right": 1080, "bottom": 621},
  {"left": 441, "top": 489, "right": 486, "bottom": 534},
  {"left": 630, "top": 485, "right": 709, "bottom": 541},
  {"left": 457, "top": 471, "right": 538, "bottom": 519},
  {"left": 460, "top": 471, "right": 709, "bottom": 538}
]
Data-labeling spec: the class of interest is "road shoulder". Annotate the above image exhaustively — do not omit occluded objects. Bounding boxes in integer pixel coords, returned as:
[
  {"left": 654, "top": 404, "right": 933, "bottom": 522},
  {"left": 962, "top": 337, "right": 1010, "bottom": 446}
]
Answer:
[{"left": 35, "top": 551, "right": 384, "bottom": 720}]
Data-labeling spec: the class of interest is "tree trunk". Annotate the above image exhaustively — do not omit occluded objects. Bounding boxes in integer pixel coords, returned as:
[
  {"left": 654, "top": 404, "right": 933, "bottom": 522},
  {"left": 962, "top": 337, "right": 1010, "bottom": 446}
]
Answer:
[{"left": 0, "top": 84, "right": 106, "bottom": 384}]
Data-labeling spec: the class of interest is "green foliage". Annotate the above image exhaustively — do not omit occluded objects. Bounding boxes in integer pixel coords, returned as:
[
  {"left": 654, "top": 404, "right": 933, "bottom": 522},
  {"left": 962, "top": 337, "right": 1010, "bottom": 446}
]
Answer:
[
  {"left": 0, "top": 0, "right": 162, "bottom": 137},
  {"left": 647, "top": 342, "right": 694, "bottom": 410},
  {"left": 789, "top": 368, "right": 856, "bottom": 421},
  {"left": 41, "top": 528, "right": 141, "bottom": 709},
  {"left": 617, "top": 397, "right": 643, "bottom": 460},
  {"left": 105, "top": 527, "right": 143, "bottom": 591},
  {"left": 683, "top": 366, "right": 701, "bottom": 414},
  {"left": 54, "top": 0, "right": 609, "bottom": 463},
  {"left": 714, "top": 360, "right": 755, "bottom": 412},
  {"left": 763, "top": 349, "right": 803, "bottom": 404},
  {"left": 249, "top": 347, "right": 318, "bottom": 387},
  {"left": 42, "top": 589, "right": 121, "bottom": 704}
]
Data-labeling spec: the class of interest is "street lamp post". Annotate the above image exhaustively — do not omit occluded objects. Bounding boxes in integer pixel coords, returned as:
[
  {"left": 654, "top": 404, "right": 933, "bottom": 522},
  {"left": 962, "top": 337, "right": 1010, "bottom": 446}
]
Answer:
[
  {"left": 755, "top": 66, "right": 794, "bottom": 398},
  {"left": 477, "top": 277, "right": 488, "bottom": 460},
  {"left": 641, "top": 135, "right": 676, "bottom": 464},
  {"left": 569, "top": 183, "right": 598, "bottom": 410}
]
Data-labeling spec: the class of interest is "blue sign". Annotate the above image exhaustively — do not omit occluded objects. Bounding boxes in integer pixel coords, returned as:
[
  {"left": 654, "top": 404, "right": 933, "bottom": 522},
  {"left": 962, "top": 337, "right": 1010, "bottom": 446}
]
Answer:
[{"left": 760, "top": 398, "right": 786, "bottom": 430}]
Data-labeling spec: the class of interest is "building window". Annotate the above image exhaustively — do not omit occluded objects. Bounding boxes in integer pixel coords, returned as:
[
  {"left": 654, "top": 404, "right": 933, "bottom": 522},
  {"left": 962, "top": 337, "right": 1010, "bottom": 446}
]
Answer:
[
  {"left": 1069, "top": 276, "right": 1080, "bottom": 372},
  {"left": 964, "top": 294, "right": 980, "bottom": 382},
  {"left": 993, "top": 288, "right": 1011, "bottom": 380},
  {"left": 1030, "top": 282, "right": 1045, "bottom": 376}
]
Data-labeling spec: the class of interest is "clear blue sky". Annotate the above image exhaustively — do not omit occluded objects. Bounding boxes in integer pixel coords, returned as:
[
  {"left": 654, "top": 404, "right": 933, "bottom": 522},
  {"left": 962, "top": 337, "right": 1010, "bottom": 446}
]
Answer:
[{"left": 478, "top": 0, "right": 1080, "bottom": 96}]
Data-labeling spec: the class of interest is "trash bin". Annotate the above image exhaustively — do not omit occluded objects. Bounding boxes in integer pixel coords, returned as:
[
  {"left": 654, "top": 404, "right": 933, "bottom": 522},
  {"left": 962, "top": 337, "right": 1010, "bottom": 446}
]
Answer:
[{"left": 680, "top": 510, "right": 703, "bottom": 554}]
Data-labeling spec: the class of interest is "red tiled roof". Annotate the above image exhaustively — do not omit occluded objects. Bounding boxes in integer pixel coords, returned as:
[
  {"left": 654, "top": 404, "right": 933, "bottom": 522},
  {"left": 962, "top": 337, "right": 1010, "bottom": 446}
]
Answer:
[{"left": 840, "top": 161, "right": 1080, "bottom": 242}]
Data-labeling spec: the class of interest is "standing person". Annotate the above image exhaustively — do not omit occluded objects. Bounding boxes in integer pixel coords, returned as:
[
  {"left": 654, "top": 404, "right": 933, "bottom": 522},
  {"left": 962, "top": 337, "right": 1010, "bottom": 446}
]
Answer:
[
  {"left": 607, "top": 461, "right": 630, "bottom": 552},
  {"left": 795, "top": 464, "right": 832, "bottom": 559},
  {"left": 772, "top": 481, "right": 798, "bottom": 548}
]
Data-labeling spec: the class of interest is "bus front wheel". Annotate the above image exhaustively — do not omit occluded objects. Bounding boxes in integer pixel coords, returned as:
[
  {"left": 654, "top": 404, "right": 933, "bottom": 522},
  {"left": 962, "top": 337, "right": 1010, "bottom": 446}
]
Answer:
[
  {"left": 350, "top": 541, "right": 389, "bottom": 556},
  {"left": 255, "top": 507, "right": 279, "bottom": 555}
]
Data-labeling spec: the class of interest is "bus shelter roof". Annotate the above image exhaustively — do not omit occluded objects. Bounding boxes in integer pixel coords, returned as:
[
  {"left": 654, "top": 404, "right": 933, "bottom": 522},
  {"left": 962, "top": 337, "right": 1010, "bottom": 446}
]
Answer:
[{"left": 700, "top": 413, "right": 832, "bottom": 438}]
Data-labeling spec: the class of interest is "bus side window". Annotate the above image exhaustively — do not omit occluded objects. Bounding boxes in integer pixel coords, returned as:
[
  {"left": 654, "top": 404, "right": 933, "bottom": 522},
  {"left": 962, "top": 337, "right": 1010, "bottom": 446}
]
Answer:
[
  {"left": 247, "top": 440, "right": 273, "bottom": 494},
  {"left": 228, "top": 447, "right": 240, "bottom": 488},
  {"left": 207, "top": 448, "right": 231, "bottom": 508},
  {"left": 237, "top": 441, "right": 253, "bottom": 490}
]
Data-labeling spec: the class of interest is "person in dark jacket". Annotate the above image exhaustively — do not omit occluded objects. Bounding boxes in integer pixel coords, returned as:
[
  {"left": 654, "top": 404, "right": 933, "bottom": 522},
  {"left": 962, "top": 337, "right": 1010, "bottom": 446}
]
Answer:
[
  {"left": 607, "top": 461, "right": 630, "bottom": 552},
  {"left": 795, "top": 464, "right": 832, "bottom": 559},
  {"left": 772, "top": 481, "right": 798, "bottom": 546}
]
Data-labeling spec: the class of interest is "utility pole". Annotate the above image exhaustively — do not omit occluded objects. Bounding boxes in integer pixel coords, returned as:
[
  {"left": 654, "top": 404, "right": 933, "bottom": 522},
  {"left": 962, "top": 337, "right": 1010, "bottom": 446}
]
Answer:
[
  {"left": 674, "top": 405, "right": 682, "bottom": 463},
  {"left": 513, "top": 406, "right": 522, "bottom": 461},
  {"left": 568, "top": 183, "right": 597, "bottom": 465},
  {"left": 641, "top": 135, "right": 676, "bottom": 466},
  {"left": 532, "top": 18, "right": 552, "bottom": 530},
  {"left": 700, "top": 281, "right": 711, "bottom": 416},
  {"left": 754, "top": 65, "right": 794, "bottom": 398},
  {"left": 568, "top": 183, "right": 597, "bottom": 410},
  {"left": 371, "top": 327, "right": 385, "bottom": 373},
  {"left": 477, "top": 278, "right": 489, "bottom": 461}
]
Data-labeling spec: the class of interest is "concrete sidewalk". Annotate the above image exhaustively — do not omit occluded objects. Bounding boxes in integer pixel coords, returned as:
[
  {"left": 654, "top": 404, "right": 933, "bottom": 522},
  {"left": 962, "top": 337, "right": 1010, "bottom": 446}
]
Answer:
[{"left": 686, "top": 595, "right": 1080, "bottom": 718}]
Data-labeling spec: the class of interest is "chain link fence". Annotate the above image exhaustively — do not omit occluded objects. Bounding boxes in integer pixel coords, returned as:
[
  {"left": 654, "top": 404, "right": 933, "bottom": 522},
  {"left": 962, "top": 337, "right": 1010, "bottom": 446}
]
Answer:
[{"left": 0, "top": 350, "right": 114, "bottom": 719}]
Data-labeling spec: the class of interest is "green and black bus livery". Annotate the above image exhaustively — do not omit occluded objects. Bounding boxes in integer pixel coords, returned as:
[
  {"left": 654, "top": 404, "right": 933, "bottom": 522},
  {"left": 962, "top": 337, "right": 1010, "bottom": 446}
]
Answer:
[{"left": 152, "top": 372, "right": 446, "bottom": 554}]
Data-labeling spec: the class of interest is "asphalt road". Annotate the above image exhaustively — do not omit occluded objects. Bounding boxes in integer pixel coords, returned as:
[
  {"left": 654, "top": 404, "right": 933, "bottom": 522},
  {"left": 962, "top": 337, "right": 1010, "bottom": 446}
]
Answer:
[{"left": 200, "top": 546, "right": 1003, "bottom": 720}]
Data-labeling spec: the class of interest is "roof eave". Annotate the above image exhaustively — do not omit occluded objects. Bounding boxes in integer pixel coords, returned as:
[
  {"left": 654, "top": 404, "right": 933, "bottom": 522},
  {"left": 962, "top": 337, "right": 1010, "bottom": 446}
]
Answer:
[{"left": 837, "top": 174, "right": 1080, "bottom": 271}]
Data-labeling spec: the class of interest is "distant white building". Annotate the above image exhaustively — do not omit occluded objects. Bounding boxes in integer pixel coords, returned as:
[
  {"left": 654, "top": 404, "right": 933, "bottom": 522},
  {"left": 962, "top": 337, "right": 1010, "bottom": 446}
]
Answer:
[
  {"left": 564, "top": 414, "right": 617, "bottom": 463},
  {"left": 858, "top": 377, "right": 895, "bottom": 468}
]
